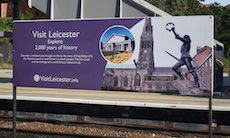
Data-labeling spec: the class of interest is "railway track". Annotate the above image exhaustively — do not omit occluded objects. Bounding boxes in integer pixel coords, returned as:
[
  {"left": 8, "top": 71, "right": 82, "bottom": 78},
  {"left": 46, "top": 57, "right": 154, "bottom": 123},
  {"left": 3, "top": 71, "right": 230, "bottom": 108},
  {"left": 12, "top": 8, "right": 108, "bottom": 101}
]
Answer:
[
  {"left": 0, "top": 119, "right": 229, "bottom": 138},
  {"left": 0, "top": 128, "right": 84, "bottom": 138},
  {"left": 0, "top": 128, "right": 116, "bottom": 138}
]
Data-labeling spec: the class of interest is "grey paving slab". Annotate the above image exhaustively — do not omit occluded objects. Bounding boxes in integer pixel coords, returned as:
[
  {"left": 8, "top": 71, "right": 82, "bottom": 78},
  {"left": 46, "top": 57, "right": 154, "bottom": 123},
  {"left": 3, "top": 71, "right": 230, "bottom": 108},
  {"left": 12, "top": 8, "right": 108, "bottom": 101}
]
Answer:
[
  {"left": 0, "top": 83, "right": 230, "bottom": 111},
  {"left": 1, "top": 69, "right": 230, "bottom": 111}
]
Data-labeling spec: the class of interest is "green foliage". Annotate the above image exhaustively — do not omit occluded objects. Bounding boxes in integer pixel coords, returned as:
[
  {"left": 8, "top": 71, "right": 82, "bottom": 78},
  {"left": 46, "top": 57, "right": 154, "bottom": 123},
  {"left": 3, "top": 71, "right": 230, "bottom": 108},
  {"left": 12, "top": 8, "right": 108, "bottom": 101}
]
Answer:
[
  {"left": 223, "top": 58, "right": 230, "bottom": 69},
  {"left": 20, "top": 10, "right": 34, "bottom": 20},
  {"left": 102, "top": 51, "right": 119, "bottom": 56},
  {"left": 0, "top": 57, "right": 12, "bottom": 69},
  {"left": 146, "top": 0, "right": 230, "bottom": 60},
  {"left": 218, "top": 7, "right": 230, "bottom": 58},
  {"left": 0, "top": 62, "right": 12, "bottom": 69},
  {"left": 0, "top": 9, "right": 36, "bottom": 32},
  {"left": 0, "top": 58, "right": 3, "bottom": 66},
  {"left": 146, "top": 0, "right": 201, "bottom": 15},
  {"left": 0, "top": 17, "right": 13, "bottom": 32}
]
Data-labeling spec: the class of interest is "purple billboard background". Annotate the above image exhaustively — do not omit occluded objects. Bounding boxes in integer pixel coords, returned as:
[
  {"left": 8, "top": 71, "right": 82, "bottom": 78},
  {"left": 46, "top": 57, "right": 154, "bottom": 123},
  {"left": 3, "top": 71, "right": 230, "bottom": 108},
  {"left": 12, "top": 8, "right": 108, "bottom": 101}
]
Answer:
[{"left": 13, "top": 18, "right": 142, "bottom": 89}]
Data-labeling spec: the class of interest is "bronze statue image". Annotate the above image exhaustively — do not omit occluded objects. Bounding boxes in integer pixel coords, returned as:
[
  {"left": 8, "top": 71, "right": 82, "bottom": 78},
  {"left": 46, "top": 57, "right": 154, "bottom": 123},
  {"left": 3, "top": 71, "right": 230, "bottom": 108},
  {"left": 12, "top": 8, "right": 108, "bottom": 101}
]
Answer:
[{"left": 165, "top": 22, "right": 200, "bottom": 88}]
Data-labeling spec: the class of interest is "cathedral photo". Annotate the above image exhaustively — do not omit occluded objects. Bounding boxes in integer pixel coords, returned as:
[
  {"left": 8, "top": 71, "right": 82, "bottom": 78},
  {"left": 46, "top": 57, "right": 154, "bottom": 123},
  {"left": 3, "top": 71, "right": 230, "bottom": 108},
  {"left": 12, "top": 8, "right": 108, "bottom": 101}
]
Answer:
[{"left": 101, "top": 18, "right": 213, "bottom": 93}]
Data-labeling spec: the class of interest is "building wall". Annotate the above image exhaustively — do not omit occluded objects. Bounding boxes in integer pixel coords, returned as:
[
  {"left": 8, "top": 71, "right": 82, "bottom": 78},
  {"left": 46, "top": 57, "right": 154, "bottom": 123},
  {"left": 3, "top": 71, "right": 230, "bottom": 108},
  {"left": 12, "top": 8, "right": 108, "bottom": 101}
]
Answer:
[
  {"left": 102, "top": 68, "right": 176, "bottom": 92},
  {"left": 107, "top": 35, "right": 126, "bottom": 44},
  {"left": 0, "top": 0, "right": 48, "bottom": 18},
  {"left": 1, "top": 3, "right": 8, "bottom": 17},
  {"left": 103, "top": 41, "right": 132, "bottom": 52},
  {"left": 103, "top": 68, "right": 138, "bottom": 91},
  {"left": 196, "top": 57, "right": 212, "bottom": 91}
]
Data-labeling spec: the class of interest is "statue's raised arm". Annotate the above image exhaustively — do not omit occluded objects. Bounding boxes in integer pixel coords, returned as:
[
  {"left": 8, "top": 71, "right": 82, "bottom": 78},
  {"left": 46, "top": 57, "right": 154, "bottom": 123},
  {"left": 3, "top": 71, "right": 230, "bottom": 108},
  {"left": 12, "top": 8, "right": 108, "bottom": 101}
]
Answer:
[{"left": 165, "top": 22, "right": 199, "bottom": 88}]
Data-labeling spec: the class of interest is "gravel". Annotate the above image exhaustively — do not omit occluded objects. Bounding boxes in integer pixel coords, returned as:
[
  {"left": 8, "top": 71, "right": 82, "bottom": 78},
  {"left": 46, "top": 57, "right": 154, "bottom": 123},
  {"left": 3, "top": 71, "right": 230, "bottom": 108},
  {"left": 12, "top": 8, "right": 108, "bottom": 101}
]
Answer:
[{"left": 0, "top": 120, "right": 228, "bottom": 138}]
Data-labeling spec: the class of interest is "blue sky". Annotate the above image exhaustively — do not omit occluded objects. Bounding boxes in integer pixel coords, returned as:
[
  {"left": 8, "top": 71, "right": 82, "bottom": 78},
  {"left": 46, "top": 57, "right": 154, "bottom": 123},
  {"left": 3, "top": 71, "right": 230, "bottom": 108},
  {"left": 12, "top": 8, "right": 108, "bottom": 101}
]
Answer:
[
  {"left": 201, "top": 0, "right": 230, "bottom": 6},
  {"left": 101, "top": 26, "right": 134, "bottom": 44}
]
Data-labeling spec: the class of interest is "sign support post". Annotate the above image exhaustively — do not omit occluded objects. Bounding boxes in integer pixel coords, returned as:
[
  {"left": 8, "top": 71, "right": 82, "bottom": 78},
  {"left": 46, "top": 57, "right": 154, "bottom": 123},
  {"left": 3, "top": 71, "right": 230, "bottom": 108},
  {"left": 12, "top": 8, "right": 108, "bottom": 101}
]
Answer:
[
  {"left": 209, "top": 57, "right": 215, "bottom": 138},
  {"left": 13, "top": 0, "right": 19, "bottom": 137},
  {"left": 13, "top": 85, "right": 17, "bottom": 138},
  {"left": 209, "top": 92, "right": 213, "bottom": 138}
]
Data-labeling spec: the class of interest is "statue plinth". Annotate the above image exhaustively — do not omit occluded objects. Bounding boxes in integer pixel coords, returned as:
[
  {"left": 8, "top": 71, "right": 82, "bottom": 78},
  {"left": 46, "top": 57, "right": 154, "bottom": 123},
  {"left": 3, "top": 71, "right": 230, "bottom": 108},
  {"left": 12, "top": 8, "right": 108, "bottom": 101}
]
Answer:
[{"left": 172, "top": 79, "right": 210, "bottom": 96}]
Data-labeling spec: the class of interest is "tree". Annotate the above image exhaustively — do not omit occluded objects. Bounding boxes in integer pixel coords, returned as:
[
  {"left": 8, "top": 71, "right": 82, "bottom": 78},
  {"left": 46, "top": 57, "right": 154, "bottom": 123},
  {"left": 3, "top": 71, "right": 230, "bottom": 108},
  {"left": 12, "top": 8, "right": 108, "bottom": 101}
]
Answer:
[
  {"left": 218, "top": 6, "right": 230, "bottom": 61},
  {"left": 0, "top": 17, "right": 13, "bottom": 32},
  {"left": 146, "top": 0, "right": 230, "bottom": 67}
]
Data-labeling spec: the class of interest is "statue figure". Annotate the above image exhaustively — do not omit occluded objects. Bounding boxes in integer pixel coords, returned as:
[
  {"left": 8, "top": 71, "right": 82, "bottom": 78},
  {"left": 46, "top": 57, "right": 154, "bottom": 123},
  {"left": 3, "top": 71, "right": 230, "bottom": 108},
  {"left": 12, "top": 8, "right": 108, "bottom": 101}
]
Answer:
[{"left": 166, "top": 22, "right": 200, "bottom": 87}]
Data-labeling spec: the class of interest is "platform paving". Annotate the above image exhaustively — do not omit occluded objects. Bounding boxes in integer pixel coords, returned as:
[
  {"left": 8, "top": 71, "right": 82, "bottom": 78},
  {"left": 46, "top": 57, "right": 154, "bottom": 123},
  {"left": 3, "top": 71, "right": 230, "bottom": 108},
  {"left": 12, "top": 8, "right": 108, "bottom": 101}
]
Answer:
[{"left": 0, "top": 69, "right": 230, "bottom": 111}]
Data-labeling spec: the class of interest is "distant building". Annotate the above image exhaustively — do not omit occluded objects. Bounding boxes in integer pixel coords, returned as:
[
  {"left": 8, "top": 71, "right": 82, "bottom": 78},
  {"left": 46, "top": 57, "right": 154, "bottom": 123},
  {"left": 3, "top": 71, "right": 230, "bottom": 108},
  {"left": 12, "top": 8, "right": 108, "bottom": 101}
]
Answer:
[
  {"left": 199, "top": 3, "right": 211, "bottom": 8},
  {"left": 192, "top": 46, "right": 212, "bottom": 91},
  {"left": 0, "top": 0, "right": 12, "bottom": 17},
  {"left": 0, "top": 0, "right": 48, "bottom": 18}
]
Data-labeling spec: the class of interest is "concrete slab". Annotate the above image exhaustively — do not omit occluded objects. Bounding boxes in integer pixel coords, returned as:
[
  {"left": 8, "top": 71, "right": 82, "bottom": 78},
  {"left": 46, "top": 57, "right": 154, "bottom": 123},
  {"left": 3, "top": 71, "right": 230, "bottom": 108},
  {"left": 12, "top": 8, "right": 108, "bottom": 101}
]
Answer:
[
  {"left": 0, "top": 69, "right": 12, "bottom": 78},
  {"left": 0, "top": 83, "right": 230, "bottom": 111},
  {"left": 1, "top": 69, "right": 230, "bottom": 111}
]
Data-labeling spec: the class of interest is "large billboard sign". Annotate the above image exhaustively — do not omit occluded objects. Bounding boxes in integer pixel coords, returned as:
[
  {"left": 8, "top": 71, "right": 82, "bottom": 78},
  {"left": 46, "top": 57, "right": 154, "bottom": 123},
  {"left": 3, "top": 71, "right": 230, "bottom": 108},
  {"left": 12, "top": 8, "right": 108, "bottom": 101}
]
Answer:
[{"left": 13, "top": 16, "right": 214, "bottom": 96}]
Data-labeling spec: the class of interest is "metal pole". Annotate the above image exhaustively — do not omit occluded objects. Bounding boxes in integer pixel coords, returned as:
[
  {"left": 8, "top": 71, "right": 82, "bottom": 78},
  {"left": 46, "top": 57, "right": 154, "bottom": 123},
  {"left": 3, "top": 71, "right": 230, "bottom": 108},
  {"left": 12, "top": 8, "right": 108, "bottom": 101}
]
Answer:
[
  {"left": 13, "top": 0, "right": 19, "bottom": 20},
  {"left": 208, "top": 93, "right": 212, "bottom": 138},
  {"left": 209, "top": 59, "right": 215, "bottom": 138},
  {"left": 13, "top": 85, "right": 17, "bottom": 138},
  {"left": 12, "top": 1, "right": 19, "bottom": 137}
]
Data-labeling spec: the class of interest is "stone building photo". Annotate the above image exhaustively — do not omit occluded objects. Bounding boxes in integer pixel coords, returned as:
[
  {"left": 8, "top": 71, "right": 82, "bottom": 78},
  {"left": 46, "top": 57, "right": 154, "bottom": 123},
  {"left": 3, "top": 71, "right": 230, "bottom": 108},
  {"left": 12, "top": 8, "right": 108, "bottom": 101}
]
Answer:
[
  {"left": 101, "top": 34, "right": 134, "bottom": 53},
  {"left": 100, "top": 26, "right": 135, "bottom": 64},
  {"left": 101, "top": 18, "right": 212, "bottom": 94}
]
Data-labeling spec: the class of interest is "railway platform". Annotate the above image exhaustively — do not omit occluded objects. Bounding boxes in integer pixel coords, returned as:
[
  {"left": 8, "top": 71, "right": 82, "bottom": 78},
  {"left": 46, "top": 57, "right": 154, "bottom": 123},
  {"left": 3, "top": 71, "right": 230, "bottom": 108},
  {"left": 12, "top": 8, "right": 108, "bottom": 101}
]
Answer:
[
  {"left": 1, "top": 69, "right": 230, "bottom": 111},
  {"left": 1, "top": 69, "right": 230, "bottom": 134}
]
